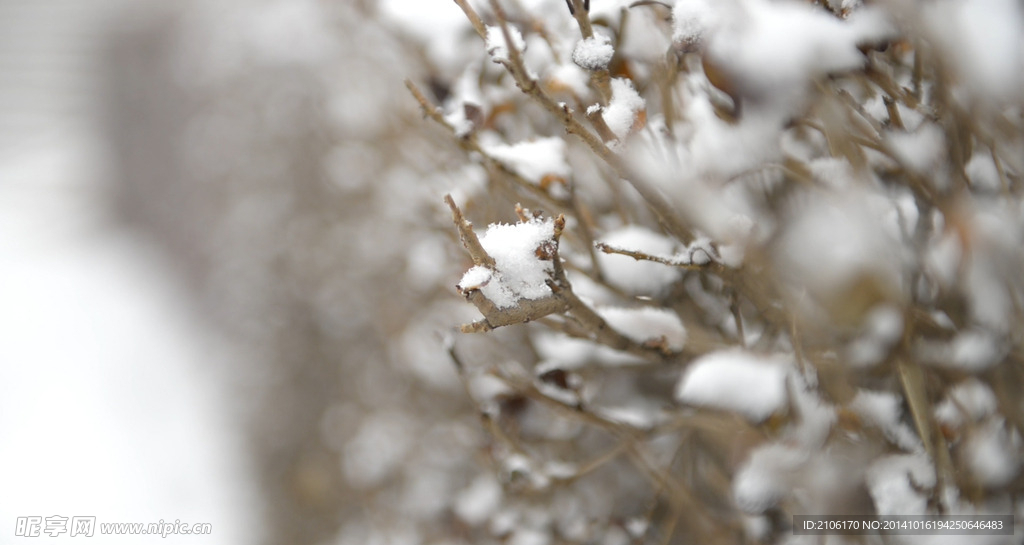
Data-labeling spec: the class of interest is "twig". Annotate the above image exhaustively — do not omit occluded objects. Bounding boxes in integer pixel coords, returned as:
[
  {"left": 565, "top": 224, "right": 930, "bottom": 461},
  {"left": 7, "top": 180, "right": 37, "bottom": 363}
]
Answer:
[
  {"left": 730, "top": 291, "right": 745, "bottom": 347},
  {"left": 461, "top": 290, "right": 569, "bottom": 332},
  {"left": 595, "top": 241, "right": 720, "bottom": 272},
  {"left": 480, "top": 0, "right": 693, "bottom": 244},
  {"left": 453, "top": 0, "right": 487, "bottom": 39},
  {"left": 407, "top": 79, "right": 570, "bottom": 208},
  {"left": 445, "top": 194, "right": 495, "bottom": 268},
  {"left": 549, "top": 221, "right": 680, "bottom": 361},
  {"left": 896, "top": 356, "right": 955, "bottom": 511}
]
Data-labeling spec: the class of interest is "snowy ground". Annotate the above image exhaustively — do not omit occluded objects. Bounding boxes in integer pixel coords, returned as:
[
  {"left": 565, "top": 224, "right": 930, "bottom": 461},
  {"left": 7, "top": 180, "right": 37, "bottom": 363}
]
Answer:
[{"left": 0, "top": 0, "right": 257, "bottom": 542}]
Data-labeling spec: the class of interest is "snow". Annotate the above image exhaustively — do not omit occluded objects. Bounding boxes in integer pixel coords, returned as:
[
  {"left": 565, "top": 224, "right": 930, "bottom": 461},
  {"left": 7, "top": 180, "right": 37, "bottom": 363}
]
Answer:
[
  {"left": 469, "top": 374, "right": 515, "bottom": 406},
  {"left": 788, "top": 377, "right": 837, "bottom": 447},
  {"left": 925, "top": 231, "right": 963, "bottom": 288},
  {"left": 483, "top": 137, "right": 571, "bottom": 183},
  {"left": 602, "top": 78, "right": 645, "bottom": 140},
  {"left": 963, "top": 419, "right": 1021, "bottom": 488},
  {"left": 617, "top": 6, "right": 673, "bottom": 62},
  {"left": 849, "top": 390, "right": 921, "bottom": 451},
  {"left": 704, "top": 0, "right": 880, "bottom": 111},
  {"left": 445, "top": 107, "right": 476, "bottom": 138},
  {"left": 458, "top": 265, "right": 494, "bottom": 291},
  {"left": 948, "top": 331, "right": 1006, "bottom": 370},
  {"left": 536, "top": 378, "right": 582, "bottom": 407},
  {"left": 0, "top": 139, "right": 255, "bottom": 543},
  {"left": 672, "top": 0, "right": 719, "bottom": 48},
  {"left": 675, "top": 350, "right": 790, "bottom": 422},
  {"left": 509, "top": 527, "right": 551, "bottom": 545},
  {"left": 598, "top": 306, "right": 687, "bottom": 352},
  {"left": 887, "top": 124, "right": 946, "bottom": 174},
  {"left": 453, "top": 474, "right": 503, "bottom": 525},
  {"left": 934, "top": 379, "right": 998, "bottom": 427},
  {"left": 965, "top": 149, "right": 1003, "bottom": 193},
  {"left": 503, "top": 453, "right": 550, "bottom": 491},
  {"left": 866, "top": 453, "right": 935, "bottom": 515},
  {"left": 466, "top": 217, "right": 557, "bottom": 308},
  {"left": 486, "top": 24, "right": 526, "bottom": 64},
  {"left": 918, "top": 329, "right": 1006, "bottom": 372},
  {"left": 532, "top": 331, "right": 644, "bottom": 368},
  {"left": 681, "top": 237, "right": 716, "bottom": 266},
  {"left": 596, "top": 225, "right": 681, "bottom": 294},
  {"left": 775, "top": 190, "right": 904, "bottom": 324},
  {"left": 572, "top": 33, "right": 614, "bottom": 71},
  {"left": 546, "top": 63, "right": 590, "bottom": 97},
  {"left": 920, "top": 0, "right": 1024, "bottom": 104},
  {"left": 342, "top": 412, "right": 415, "bottom": 489},
  {"left": 733, "top": 443, "right": 806, "bottom": 513},
  {"left": 625, "top": 517, "right": 648, "bottom": 538},
  {"left": 378, "top": 0, "right": 472, "bottom": 72},
  {"left": 845, "top": 304, "right": 903, "bottom": 367},
  {"left": 593, "top": 405, "right": 661, "bottom": 429}
]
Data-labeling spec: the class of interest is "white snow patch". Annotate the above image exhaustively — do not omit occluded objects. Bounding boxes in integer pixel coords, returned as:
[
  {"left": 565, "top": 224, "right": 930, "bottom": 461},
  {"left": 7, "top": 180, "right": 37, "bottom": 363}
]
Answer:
[
  {"left": 533, "top": 331, "right": 645, "bottom": 368},
  {"left": 704, "top": 0, "right": 890, "bottom": 113},
  {"left": 470, "top": 374, "right": 514, "bottom": 406},
  {"left": 465, "top": 217, "right": 557, "bottom": 308},
  {"left": 846, "top": 305, "right": 904, "bottom": 367},
  {"left": 918, "top": 329, "right": 1006, "bottom": 371},
  {"left": 788, "top": 376, "right": 838, "bottom": 447},
  {"left": 733, "top": 443, "right": 806, "bottom": 513},
  {"left": 603, "top": 78, "right": 645, "bottom": 140},
  {"left": 672, "top": 0, "right": 719, "bottom": 47},
  {"left": 925, "top": 231, "right": 963, "bottom": 288},
  {"left": 677, "top": 236, "right": 717, "bottom": 266},
  {"left": 966, "top": 149, "right": 1003, "bottom": 192},
  {"left": 547, "top": 63, "right": 591, "bottom": 96},
  {"left": 676, "top": 350, "right": 790, "bottom": 422},
  {"left": 776, "top": 190, "right": 903, "bottom": 319},
  {"left": 598, "top": 306, "right": 687, "bottom": 352},
  {"left": 458, "top": 265, "right": 493, "bottom": 291},
  {"left": 486, "top": 24, "right": 526, "bottom": 64},
  {"left": 483, "top": 137, "right": 571, "bottom": 183},
  {"left": 343, "top": 412, "right": 415, "bottom": 489},
  {"left": 572, "top": 33, "right": 614, "bottom": 71},
  {"left": 866, "top": 453, "right": 935, "bottom": 515},
  {"left": 849, "top": 390, "right": 921, "bottom": 451},
  {"left": 594, "top": 405, "right": 660, "bottom": 430},
  {"left": 935, "top": 379, "right": 998, "bottom": 427},
  {"left": 509, "top": 528, "right": 550, "bottom": 545},
  {"left": 922, "top": 0, "right": 1024, "bottom": 104},
  {"left": 453, "top": 473, "right": 503, "bottom": 525},
  {"left": 887, "top": 124, "right": 945, "bottom": 174},
  {"left": 964, "top": 420, "right": 1021, "bottom": 488}
]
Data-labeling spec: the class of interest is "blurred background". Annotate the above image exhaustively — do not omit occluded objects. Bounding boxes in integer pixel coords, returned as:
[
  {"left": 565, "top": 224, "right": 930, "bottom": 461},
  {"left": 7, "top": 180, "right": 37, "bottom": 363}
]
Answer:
[{"left": 0, "top": 1, "right": 486, "bottom": 543}]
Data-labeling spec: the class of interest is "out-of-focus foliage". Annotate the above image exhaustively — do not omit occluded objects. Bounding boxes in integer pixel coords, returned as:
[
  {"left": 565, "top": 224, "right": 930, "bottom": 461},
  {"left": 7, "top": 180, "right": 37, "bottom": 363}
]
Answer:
[
  {"left": 106, "top": 0, "right": 1024, "bottom": 543},
  {"left": 397, "top": 0, "right": 1024, "bottom": 544}
]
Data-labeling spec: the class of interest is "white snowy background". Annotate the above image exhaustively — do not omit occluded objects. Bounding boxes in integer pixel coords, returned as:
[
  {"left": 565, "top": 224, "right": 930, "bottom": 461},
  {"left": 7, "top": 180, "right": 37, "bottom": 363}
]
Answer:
[{"left": 0, "top": 0, "right": 259, "bottom": 543}]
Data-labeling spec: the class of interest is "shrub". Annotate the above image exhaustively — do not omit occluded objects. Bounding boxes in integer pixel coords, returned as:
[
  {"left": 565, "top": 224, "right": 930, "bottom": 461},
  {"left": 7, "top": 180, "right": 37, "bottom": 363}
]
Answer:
[{"left": 404, "top": 0, "right": 1024, "bottom": 543}]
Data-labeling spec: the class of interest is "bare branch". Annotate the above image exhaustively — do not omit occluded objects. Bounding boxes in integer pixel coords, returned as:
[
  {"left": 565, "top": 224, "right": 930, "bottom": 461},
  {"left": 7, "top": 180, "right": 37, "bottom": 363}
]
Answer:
[
  {"left": 444, "top": 194, "right": 496, "bottom": 268},
  {"left": 481, "top": 0, "right": 693, "bottom": 243},
  {"left": 453, "top": 0, "right": 487, "bottom": 39}
]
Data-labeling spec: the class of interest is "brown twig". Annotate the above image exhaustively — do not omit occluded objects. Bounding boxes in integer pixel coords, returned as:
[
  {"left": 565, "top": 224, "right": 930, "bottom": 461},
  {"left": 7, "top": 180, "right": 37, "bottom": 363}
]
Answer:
[
  {"left": 595, "top": 241, "right": 720, "bottom": 272},
  {"left": 453, "top": 0, "right": 487, "bottom": 39},
  {"left": 407, "top": 79, "right": 570, "bottom": 208},
  {"left": 445, "top": 194, "right": 495, "bottom": 268},
  {"left": 480, "top": 0, "right": 693, "bottom": 244}
]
